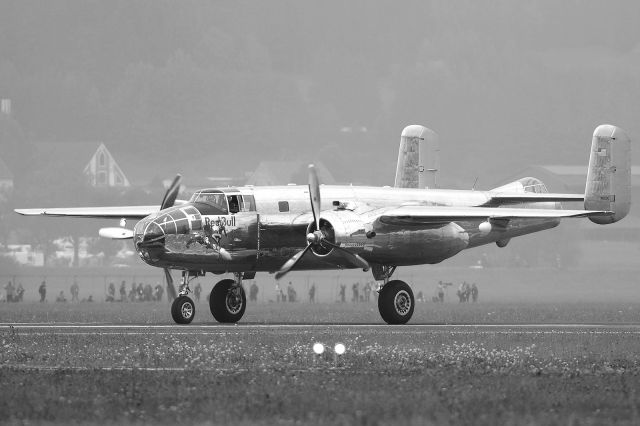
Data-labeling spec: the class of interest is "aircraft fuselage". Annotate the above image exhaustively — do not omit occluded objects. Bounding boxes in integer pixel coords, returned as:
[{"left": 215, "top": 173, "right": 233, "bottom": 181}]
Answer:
[{"left": 133, "top": 185, "right": 559, "bottom": 273}]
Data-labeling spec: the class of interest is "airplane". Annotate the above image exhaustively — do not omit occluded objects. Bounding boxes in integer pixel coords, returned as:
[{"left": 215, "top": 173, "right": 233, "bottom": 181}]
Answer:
[{"left": 16, "top": 124, "right": 631, "bottom": 325}]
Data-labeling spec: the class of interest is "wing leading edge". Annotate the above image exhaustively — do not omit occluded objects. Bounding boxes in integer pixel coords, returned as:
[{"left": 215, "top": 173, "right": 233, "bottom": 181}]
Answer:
[
  {"left": 14, "top": 205, "right": 160, "bottom": 220},
  {"left": 377, "top": 205, "right": 610, "bottom": 226}
]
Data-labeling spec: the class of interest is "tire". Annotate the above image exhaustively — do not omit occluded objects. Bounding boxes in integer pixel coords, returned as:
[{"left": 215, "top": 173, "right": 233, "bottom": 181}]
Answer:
[
  {"left": 378, "top": 280, "right": 414, "bottom": 324},
  {"left": 171, "top": 296, "right": 195, "bottom": 324},
  {"left": 210, "top": 279, "right": 246, "bottom": 323}
]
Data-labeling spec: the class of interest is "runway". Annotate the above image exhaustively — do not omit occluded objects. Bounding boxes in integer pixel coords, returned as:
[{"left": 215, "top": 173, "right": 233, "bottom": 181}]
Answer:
[{"left": 3, "top": 322, "right": 640, "bottom": 335}]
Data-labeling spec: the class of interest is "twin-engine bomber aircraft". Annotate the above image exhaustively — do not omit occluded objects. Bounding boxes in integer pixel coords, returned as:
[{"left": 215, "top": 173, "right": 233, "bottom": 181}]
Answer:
[{"left": 16, "top": 124, "right": 631, "bottom": 325}]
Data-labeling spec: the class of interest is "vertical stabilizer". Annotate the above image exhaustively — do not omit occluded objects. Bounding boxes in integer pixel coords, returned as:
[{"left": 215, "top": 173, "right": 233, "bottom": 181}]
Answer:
[
  {"left": 394, "top": 125, "right": 439, "bottom": 188},
  {"left": 584, "top": 124, "right": 631, "bottom": 224}
]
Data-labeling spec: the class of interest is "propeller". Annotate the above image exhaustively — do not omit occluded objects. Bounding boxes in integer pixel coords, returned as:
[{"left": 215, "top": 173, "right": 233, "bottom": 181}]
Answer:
[
  {"left": 160, "top": 174, "right": 183, "bottom": 210},
  {"left": 275, "top": 165, "right": 370, "bottom": 280},
  {"left": 159, "top": 175, "right": 183, "bottom": 299},
  {"left": 164, "top": 268, "right": 178, "bottom": 300}
]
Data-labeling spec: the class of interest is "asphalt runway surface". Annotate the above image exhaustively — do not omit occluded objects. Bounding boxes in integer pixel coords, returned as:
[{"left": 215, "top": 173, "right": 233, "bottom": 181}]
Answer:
[{"left": 4, "top": 323, "right": 640, "bottom": 335}]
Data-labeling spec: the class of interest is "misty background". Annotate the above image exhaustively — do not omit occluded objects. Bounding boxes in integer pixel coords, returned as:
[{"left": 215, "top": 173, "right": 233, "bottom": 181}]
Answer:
[{"left": 0, "top": 1, "right": 638, "bottom": 277}]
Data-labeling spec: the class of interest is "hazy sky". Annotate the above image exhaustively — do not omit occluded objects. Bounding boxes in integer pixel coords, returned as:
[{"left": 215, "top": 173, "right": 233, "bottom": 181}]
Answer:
[{"left": 1, "top": 0, "right": 639, "bottom": 188}]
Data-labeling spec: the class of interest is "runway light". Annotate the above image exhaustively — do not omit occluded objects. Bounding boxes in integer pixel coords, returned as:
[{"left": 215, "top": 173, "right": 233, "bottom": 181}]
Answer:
[
  {"left": 313, "top": 343, "right": 325, "bottom": 355},
  {"left": 334, "top": 343, "right": 346, "bottom": 355}
]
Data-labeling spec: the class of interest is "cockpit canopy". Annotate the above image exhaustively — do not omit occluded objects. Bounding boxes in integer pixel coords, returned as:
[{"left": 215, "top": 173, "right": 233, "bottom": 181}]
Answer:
[{"left": 189, "top": 189, "right": 255, "bottom": 215}]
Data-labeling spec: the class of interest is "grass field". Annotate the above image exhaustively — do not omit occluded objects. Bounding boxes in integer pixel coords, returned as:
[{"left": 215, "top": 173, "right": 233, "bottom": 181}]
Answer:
[{"left": 2, "top": 301, "right": 640, "bottom": 425}]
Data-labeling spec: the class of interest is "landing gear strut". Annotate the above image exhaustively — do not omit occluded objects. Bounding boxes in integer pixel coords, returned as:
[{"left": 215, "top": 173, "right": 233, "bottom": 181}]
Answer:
[
  {"left": 373, "top": 265, "right": 415, "bottom": 325},
  {"left": 170, "top": 270, "right": 201, "bottom": 324},
  {"left": 210, "top": 272, "right": 246, "bottom": 323}
]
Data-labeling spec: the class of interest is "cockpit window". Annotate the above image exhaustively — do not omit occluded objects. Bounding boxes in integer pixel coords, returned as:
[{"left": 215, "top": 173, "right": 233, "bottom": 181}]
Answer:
[
  {"left": 228, "top": 195, "right": 240, "bottom": 214},
  {"left": 190, "top": 191, "right": 228, "bottom": 215}
]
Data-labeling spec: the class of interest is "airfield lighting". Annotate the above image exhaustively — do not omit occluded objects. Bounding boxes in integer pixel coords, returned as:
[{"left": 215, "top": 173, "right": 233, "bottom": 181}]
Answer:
[
  {"left": 334, "top": 343, "right": 346, "bottom": 355},
  {"left": 313, "top": 343, "right": 325, "bottom": 355}
]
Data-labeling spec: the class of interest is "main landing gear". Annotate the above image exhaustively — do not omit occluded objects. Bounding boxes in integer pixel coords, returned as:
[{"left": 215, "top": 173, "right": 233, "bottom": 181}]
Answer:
[
  {"left": 373, "top": 265, "right": 415, "bottom": 325},
  {"left": 209, "top": 273, "right": 246, "bottom": 323},
  {"left": 170, "top": 271, "right": 247, "bottom": 324}
]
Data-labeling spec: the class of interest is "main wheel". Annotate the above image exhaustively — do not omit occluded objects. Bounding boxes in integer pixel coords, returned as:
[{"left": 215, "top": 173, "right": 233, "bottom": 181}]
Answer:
[
  {"left": 378, "top": 280, "right": 414, "bottom": 324},
  {"left": 210, "top": 279, "right": 246, "bottom": 323},
  {"left": 171, "top": 296, "right": 195, "bottom": 324}
]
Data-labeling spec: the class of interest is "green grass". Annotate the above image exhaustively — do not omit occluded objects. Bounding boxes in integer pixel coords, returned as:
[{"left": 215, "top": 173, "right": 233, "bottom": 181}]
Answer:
[{"left": 3, "top": 302, "right": 640, "bottom": 425}]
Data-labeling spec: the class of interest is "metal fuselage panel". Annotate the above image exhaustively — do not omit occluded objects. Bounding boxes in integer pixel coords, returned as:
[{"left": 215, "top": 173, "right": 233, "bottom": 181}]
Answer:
[{"left": 134, "top": 185, "right": 559, "bottom": 273}]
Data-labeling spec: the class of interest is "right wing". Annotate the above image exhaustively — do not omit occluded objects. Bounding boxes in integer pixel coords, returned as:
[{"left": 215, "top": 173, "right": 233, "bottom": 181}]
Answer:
[
  {"left": 376, "top": 205, "right": 611, "bottom": 227},
  {"left": 15, "top": 206, "right": 160, "bottom": 220},
  {"left": 482, "top": 193, "right": 585, "bottom": 206}
]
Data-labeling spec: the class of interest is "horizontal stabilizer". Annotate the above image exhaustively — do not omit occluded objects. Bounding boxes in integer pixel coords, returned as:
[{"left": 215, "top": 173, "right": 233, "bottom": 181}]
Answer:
[{"left": 15, "top": 205, "right": 159, "bottom": 220}]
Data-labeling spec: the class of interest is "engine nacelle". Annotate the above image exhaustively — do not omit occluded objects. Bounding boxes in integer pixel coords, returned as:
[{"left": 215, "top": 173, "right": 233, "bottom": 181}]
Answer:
[{"left": 306, "top": 210, "right": 369, "bottom": 257}]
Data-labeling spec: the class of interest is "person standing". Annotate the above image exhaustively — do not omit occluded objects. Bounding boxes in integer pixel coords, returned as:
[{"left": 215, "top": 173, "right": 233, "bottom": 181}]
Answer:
[
  {"left": 363, "top": 282, "right": 371, "bottom": 302},
  {"left": 309, "top": 283, "right": 316, "bottom": 303},
  {"left": 471, "top": 283, "right": 479, "bottom": 303},
  {"left": 70, "top": 277, "right": 79, "bottom": 302},
  {"left": 437, "top": 281, "right": 445, "bottom": 303},
  {"left": 249, "top": 282, "right": 258, "bottom": 302},
  {"left": 194, "top": 282, "right": 202, "bottom": 301},
  {"left": 5, "top": 281, "right": 14, "bottom": 303},
  {"left": 15, "top": 283, "right": 25, "bottom": 302},
  {"left": 38, "top": 281, "right": 47, "bottom": 302},
  {"left": 119, "top": 281, "right": 127, "bottom": 301}
]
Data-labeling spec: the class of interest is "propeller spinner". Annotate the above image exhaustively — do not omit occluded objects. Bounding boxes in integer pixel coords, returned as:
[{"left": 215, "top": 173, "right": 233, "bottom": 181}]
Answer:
[{"left": 275, "top": 165, "right": 369, "bottom": 280}]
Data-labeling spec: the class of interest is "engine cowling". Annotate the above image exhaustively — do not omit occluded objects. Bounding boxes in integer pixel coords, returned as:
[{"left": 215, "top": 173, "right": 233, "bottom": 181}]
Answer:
[{"left": 305, "top": 210, "right": 368, "bottom": 257}]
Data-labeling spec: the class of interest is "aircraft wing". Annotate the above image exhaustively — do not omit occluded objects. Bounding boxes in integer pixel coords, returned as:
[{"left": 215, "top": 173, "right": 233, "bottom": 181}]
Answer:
[
  {"left": 483, "top": 193, "right": 584, "bottom": 205},
  {"left": 377, "top": 205, "right": 610, "bottom": 226},
  {"left": 14, "top": 205, "right": 160, "bottom": 220}
]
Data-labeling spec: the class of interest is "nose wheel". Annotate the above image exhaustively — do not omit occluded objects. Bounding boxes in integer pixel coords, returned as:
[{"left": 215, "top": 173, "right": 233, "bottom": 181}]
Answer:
[{"left": 171, "top": 296, "right": 196, "bottom": 324}]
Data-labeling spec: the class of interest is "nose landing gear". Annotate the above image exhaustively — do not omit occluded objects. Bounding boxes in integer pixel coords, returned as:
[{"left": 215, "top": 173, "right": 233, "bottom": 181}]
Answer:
[
  {"left": 171, "top": 295, "right": 196, "bottom": 324},
  {"left": 170, "top": 270, "right": 202, "bottom": 324}
]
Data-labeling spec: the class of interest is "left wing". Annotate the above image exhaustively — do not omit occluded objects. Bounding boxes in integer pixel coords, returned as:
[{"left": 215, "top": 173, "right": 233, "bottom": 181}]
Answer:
[
  {"left": 377, "top": 205, "right": 610, "bottom": 226},
  {"left": 14, "top": 206, "right": 160, "bottom": 220}
]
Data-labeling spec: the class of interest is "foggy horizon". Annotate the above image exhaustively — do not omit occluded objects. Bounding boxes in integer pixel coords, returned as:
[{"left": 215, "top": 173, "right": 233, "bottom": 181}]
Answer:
[{"left": 1, "top": 1, "right": 639, "bottom": 189}]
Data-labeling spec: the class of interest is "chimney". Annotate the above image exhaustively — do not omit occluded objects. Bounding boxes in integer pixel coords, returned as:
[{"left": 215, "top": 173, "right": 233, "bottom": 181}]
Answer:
[{"left": 0, "top": 99, "right": 11, "bottom": 116}]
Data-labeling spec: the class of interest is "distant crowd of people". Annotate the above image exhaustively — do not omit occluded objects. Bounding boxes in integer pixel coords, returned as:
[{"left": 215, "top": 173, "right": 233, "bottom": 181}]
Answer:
[
  {"left": 430, "top": 280, "right": 479, "bottom": 303},
  {"left": 2, "top": 277, "right": 480, "bottom": 304},
  {"left": 106, "top": 280, "right": 172, "bottom": 302}
]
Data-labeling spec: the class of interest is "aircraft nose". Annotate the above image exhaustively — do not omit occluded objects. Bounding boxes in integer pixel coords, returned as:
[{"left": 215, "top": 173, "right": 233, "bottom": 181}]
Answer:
[{"left": 134, "top": 219, "right": 165, "bottom": 249}]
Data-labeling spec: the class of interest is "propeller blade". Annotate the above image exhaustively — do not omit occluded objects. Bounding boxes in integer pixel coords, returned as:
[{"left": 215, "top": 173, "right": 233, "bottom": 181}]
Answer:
[
  {"left": 164, "top": 268, "right": 178, "bottom": 300},
  {"left": 275, "top": 245, "right": 313, "bottom": 280},
  {"left": 321, "top": 239, "right": 371, "bottom": 271},
  {"left": 308, "top": 164, "right": 321, "bottom": 231},
  {"left": 160, "top": 175, "right": 182, "bottom": 210},
  {"left": 98, "top": 227, "right": 134, "bottom": 239}
]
